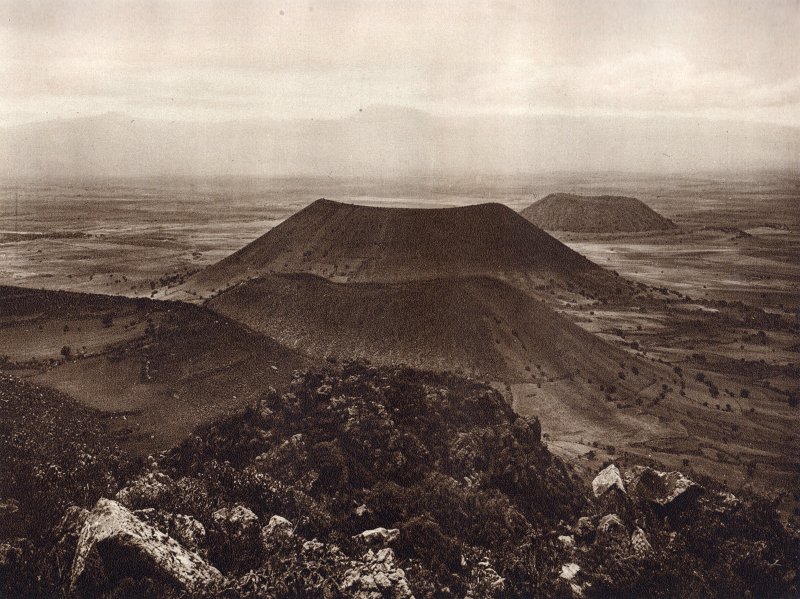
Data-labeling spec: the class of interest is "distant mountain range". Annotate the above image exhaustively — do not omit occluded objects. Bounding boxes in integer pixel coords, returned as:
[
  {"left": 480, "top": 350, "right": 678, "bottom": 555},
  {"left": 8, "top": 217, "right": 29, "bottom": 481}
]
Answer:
[{"left": 1, "top": 107, "right": 797, "bottom": 177}]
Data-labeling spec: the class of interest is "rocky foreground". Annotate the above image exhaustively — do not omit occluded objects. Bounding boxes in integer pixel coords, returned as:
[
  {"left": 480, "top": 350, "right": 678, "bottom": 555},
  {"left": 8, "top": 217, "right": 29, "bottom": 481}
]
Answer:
[{"left": 1, "top": 364, "right": 798, "bottom": 598}]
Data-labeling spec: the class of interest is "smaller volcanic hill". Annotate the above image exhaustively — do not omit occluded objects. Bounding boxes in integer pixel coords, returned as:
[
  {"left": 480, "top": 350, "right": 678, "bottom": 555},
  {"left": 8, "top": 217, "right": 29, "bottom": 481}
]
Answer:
[
  {"left": 520, "top": 193, "right": 676, "bottom": 233},
  {"left": 181, "top": 198, "right": 611, "bottom": 299},
  {"left": 208, "top": 273, "right": 638, "bottom": 384},
  {"left": 0, "top": 285, "right": 311, "bottom": 455}
]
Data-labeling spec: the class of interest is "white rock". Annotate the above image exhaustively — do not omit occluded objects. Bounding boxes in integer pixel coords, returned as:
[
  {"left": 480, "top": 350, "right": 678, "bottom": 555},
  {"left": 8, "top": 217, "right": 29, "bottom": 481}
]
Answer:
[
  {"left": 558, "top": 534, "right": 576, "bottom": 549},
  {"left": 560, "top": 562, "right": 581, "bottom": 580},
  {"left": 354, "top": 526, "right": 400, "bottom": 546},
  {"left": 592, "top": 464, "right": 625, "bottom": 497},
  {"left": 69, "top": 498, "right": 221, "bottom": 596}
]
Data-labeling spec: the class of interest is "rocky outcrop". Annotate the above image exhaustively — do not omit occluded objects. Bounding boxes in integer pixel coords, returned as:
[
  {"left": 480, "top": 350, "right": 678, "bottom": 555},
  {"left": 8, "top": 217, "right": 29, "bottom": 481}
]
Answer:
[
  {"left": 69, "top": 498, "right": 221, "bottom": 597},
  {"left": 591, "top": 464, "right": 635, "bottom": 524},
  {"left": 212, "top": 505, "right": 259, "bottom": 544},
  {"left": 115, "top": 471, "right": 178, "bottom": 510},
  {"left": 341, "top": 547, "right": 414, "bottom": 599},
  {"left": 134, "top": 508, "right": 206, "bottom": 552},
  {"left": 625, "top": 466, "right": 702, "bottom": 510}
]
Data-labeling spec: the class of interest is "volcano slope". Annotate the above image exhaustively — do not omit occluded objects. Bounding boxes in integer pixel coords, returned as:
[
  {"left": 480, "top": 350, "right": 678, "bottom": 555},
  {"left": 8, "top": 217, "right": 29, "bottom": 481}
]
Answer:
[
  {"left": 186, "top": 199, "right": 692, "bottom": 451},
  {"left": 208, "top": 273, "right": 637, "bottom": 380},
  {"left": 0, "top": 285, "right": 311, "bottom": 455},
  {"left": 176, "top": 198, "right": 633, "bottom": 303},
  {"left": 521, "top": 193, "right": 677, "bottom": 233}
]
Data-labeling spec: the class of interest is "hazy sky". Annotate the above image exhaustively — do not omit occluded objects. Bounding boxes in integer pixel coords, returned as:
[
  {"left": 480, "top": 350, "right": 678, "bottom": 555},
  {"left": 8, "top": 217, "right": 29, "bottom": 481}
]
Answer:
[{"left": 1, "top": 0, "right": 799, "bottom": 127}]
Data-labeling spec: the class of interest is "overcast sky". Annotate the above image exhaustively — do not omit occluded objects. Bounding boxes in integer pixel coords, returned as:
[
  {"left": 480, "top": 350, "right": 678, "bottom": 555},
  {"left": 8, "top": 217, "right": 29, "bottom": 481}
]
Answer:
[{"left": 1, "top": 0, "right": 798, "bottom": 127}]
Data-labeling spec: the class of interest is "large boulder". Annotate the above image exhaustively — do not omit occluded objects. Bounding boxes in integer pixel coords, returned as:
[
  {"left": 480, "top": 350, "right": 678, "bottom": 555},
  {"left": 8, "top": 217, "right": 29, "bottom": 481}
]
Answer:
[
  {"left": 625, "top": 466, "right": 702, "bottom": 511},
  {"left": 262, "top": 515, "right": 293, "bottom": 537},
  {"left": 69, "top": 498, "right": 221, "bottom": 597}
]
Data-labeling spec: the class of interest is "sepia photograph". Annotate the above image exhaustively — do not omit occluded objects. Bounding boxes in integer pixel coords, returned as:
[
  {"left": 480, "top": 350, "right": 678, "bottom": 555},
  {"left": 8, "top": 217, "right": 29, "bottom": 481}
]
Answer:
[{"left": 0, "top": 1, "right": 798, "bottom": 597}]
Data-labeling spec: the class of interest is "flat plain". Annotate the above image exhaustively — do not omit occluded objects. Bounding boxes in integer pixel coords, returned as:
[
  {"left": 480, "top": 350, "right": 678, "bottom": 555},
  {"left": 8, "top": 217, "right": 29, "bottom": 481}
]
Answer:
[{"left": 1, "top": 172, "right": 798, "bottom": 519}]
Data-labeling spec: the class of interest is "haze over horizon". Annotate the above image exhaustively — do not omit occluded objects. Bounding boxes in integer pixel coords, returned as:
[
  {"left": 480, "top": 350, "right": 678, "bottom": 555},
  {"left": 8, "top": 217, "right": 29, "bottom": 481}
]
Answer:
[{"left": 1, "top": 0, "right": 798, "bottom": 176}]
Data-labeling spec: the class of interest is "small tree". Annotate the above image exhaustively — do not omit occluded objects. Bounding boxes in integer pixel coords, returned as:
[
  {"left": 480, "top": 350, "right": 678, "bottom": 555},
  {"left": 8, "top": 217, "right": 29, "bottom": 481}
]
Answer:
[{"left": 60, "top": 345, "right": 72, "bottom": 361}]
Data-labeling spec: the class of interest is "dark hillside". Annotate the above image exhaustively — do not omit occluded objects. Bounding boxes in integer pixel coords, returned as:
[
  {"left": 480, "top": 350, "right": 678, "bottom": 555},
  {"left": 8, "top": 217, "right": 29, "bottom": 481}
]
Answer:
[
  {"left": 207, "top": 273, "right": 643, "bottom": 385},
  {"left": 182, "top": 199, "right": 617, "bottom": 299}
]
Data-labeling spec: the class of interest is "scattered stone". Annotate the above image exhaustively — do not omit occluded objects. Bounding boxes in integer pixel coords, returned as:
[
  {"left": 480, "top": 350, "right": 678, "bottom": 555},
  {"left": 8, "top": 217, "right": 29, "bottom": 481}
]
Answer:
[
  {"left": 212, "top": 504, "right": 259, "bottom": 543},
  {"left": 719, "top": 491, "right": 740, "bottom": 508},
  {"left": 115, "top": 471, "right": 177, "bottom": 509},
  {"left": 341, "top": 547, "right": 413, "bottom": 598},
  {"left": 592, "top": 464, "right": 625, "bottom": 497},
  {"left": 69, "top": 498, "right": 221, "bottom": 597},
  {"left": 596, "top": 514, "right": 629, "bottom": 548},
  {"left": 573, "top": 516, "right": 594, "bottom": 540},
  {"left": 0, "top": 498, "right": 20, "bottom": 518},
  {"left": 302, "top": 538, "right": 326, "bottom": 553},
  {"left": 558, "top": 534, "right": 576, "bottom": 549},
  {"left": 354, "top": 527, "right": 400, "bottom": 546},
  {"left": 466, "top": 558, "right": 506, "bottom": 597},
  {"left": 0, "top": 540, "right": 23, "bottom": 569},
  {"left": 631, "top": 527, "right": 652, "bottom": 554},
  {"left": 558, "top": 562, "right": 589, "bottom": 597},
  {"left": 560, "top": 562, "right": 581, "bottom": 580}
]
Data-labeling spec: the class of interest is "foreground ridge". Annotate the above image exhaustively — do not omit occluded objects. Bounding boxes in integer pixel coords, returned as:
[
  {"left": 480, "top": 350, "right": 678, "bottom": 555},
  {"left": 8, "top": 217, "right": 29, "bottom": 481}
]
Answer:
[{"left": 1, "top": 364, "right": 796, "bottom": 597}]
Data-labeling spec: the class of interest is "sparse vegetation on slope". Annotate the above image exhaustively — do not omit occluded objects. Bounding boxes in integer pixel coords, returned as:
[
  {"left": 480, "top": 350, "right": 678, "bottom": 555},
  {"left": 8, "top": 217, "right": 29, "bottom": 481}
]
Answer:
[{"left": 207, "top": 273, "right": 641, "bottom": 382}]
